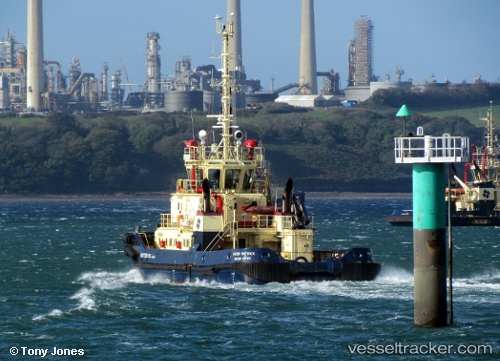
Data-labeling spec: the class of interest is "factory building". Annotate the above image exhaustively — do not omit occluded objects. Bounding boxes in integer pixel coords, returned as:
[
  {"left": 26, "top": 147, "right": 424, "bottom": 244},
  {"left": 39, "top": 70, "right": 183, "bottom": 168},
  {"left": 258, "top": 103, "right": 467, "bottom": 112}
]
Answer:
[
  {"left": 369, "top": 67, "right": 412, "bottom": 96},
  {"left": 0, "top": 30, "right": 26, "bottom": 110}
]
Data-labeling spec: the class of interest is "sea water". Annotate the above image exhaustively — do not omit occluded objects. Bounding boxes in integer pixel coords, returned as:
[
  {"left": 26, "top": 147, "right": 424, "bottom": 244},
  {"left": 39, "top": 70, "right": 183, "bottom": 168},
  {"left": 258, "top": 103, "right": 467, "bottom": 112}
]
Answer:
[{"left": 1, "top": 197, "right": 498, "bottom": 360}]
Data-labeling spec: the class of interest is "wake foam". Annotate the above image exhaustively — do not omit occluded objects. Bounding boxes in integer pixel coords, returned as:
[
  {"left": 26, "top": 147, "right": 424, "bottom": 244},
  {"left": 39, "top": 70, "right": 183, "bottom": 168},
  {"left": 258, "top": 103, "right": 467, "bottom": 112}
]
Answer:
[
  {"left": 70, "top": 287, "right": 96, "bottom": 311},
  {"left": 375, "top": 266, "right": 413, "bottom": 284},
  {"left": 33, "top": 269, "right": 147, "bottom": 321},
  {"left": 76, "top": 269, "right": 145, "bottom": 290},
  {"left": 453, "top": 268, "right": 500, "bottom": 300},
  {"left": 33, "top": 309, "right": 64, "bottom": 321},
  {"left": 465, "top": 269, "right": 500, "bottom": 284}
]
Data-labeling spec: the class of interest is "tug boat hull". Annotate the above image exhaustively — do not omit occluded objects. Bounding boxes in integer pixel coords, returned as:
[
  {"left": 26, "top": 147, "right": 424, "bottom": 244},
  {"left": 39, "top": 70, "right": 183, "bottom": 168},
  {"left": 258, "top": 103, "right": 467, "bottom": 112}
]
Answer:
[{"left": 124, "top": 234, "right": 380, "bottom": 284}]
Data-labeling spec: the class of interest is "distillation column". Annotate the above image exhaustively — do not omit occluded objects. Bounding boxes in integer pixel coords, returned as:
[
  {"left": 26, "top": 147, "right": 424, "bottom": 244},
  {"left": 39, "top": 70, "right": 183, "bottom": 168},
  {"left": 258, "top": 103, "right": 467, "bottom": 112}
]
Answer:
[
  {"left": 99, "top": 62, "right": 109, "bottom": 101},
  {"left": 298, "top": 0, "right": 317, "bottom": 94},
  {"left": 146, "top": 32, "right": 161, "bottom": 93},
  {"left": 26, "top": 0, "right": 44, "bottom": 111}
]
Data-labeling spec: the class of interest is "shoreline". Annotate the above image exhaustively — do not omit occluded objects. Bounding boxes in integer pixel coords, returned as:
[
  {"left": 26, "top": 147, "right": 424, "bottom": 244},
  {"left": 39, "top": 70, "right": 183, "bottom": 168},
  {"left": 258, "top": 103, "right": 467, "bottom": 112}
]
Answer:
[{"left": 0, "top": 192, "right": 412, "bottom": 201}]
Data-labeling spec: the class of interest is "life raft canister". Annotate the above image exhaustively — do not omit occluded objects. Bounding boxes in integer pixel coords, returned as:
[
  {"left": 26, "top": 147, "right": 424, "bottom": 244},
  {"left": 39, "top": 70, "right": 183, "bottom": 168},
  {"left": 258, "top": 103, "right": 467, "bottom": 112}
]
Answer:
[
  {"left": 183, "top": 139, "right": 199, "bottom": 159},
  {"left": 243, "top": 139, "right": 258, "bottom": 160}
]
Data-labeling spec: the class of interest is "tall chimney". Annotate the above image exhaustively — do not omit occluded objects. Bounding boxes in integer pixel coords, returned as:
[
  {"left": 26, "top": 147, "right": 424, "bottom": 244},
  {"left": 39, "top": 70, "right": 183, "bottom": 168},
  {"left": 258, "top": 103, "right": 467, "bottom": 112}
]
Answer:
[
  {"left": 146, "top": 32, "right": 161, "bottom": 93},
  {"left": 27, "top": 0, "right": 44, "bottom": 111},
  {"left": 227, "top": 0, "right": 245, "bottom": 75},
  {"left": 299, "top": 0, "right": 317, "bottom": 94}
]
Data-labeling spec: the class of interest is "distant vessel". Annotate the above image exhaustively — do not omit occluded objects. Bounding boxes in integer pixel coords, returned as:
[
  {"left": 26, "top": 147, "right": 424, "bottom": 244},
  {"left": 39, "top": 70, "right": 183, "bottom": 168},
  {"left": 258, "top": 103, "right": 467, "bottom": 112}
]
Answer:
[
  {"left": 122, "top": 17, "right": 381, "bottom": 284},
  {"left": 387, "top": 102, "right": 500, "bottom": 226}
]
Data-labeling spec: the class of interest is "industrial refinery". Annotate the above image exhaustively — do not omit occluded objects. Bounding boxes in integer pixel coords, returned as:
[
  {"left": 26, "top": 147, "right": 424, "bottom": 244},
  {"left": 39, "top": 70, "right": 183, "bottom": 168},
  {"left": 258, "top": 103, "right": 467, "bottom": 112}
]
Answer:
[
  {"left": 0, "top": 0, "right": 476, "bottom": 114},
  {"left": 0, "top": 0, "right": 346, "bottom": 114}
]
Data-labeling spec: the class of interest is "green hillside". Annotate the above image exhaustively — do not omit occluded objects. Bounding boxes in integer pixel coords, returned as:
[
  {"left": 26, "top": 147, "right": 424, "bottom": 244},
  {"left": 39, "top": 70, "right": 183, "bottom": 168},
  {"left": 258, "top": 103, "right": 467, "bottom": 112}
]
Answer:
[
  {"left": 0, "top": 101, "right": 486, "bottom": 195},
  {"left": 420, "top": 105, "right": 500, "bottom": 127}
]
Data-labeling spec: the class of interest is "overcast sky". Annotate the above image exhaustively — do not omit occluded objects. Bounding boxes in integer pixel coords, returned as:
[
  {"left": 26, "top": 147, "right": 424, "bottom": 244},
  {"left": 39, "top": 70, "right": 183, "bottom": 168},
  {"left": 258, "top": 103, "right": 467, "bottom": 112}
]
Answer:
[{"left": 2, "top": 0, "right": 499, "bottom": 92}]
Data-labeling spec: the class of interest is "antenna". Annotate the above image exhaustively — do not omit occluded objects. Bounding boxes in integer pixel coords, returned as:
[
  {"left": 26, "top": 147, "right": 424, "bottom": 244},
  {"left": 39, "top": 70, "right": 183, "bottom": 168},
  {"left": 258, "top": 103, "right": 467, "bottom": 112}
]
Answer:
[
  {"left": 215, "top": 14, "right": 224, "bottom": 34},
  {"left": 191, "top": 109, "right": 195, "bottom": 139}
]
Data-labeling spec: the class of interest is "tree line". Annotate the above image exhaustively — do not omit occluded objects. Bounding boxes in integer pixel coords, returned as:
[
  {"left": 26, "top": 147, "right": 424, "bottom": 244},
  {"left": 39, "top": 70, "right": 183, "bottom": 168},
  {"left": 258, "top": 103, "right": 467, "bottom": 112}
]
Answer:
[
  {"left": 363, "top": 83, "right": 500, "bottom": 110},
  {"left": 0, "top": 100, "right": 486, "bottom": 194}
]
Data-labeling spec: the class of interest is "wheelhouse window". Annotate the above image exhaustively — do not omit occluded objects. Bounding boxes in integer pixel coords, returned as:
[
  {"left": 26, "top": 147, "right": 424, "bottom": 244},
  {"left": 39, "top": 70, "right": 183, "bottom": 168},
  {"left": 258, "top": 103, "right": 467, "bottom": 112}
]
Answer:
[
  {"left": 242, "top": 169, "right": 254, "bottom": 190},
  {"left": 225, "top": 169, "right": 241, "bottom": 189},
  {"left": 208, "top": 169, "right": 220, "bottom": 189}
]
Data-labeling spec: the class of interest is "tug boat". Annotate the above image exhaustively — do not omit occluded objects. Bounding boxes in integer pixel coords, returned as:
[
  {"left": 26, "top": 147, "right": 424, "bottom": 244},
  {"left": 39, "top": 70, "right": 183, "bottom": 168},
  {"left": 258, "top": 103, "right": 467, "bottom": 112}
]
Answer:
[
  {"left": 123, "top": 17, "right": 381, "bottom": 284},
  {"left": 387, "top": 101, "right": 500, "bottom": 226}
]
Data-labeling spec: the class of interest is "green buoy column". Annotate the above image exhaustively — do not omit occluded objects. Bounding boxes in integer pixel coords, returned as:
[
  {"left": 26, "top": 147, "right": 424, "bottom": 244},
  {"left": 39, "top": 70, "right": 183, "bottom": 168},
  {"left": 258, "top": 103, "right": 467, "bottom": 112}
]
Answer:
[{"left": 412, "top": 163, "right": 447, "bottom": 327}]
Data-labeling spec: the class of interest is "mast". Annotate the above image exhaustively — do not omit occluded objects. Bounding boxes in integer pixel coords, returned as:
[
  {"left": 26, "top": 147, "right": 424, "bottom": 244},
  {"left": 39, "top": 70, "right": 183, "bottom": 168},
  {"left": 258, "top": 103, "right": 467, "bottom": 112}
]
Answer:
[
  {"left": 480, "top": 101, "right": 498, "bottom": 184},
  {"left": 483, "top": 101, "right": 494, "bottom": 154},
  {"left": 215, "top": 16, "right": 234, "bottom": 161}
]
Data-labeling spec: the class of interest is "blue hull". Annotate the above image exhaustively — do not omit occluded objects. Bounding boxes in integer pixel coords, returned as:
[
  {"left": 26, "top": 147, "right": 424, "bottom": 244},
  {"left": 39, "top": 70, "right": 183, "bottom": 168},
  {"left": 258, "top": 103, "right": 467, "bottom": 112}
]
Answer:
[
  {"left": 124, "top": 233, "right": 381, "bottom": 284},
  {"left": 136, "top": 264, "right": 271, "bottom": 285}
]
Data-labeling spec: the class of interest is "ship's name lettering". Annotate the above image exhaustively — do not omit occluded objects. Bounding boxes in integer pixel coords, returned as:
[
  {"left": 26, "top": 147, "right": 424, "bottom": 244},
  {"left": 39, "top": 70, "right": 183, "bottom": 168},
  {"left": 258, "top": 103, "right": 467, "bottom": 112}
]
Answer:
[
  {"left": 140, "top": 253, "right": 156, "bottom": 259},
  {"left": 233, "top": 251, "right": 255, "bottom": 261},
  {"left": 232, "top": 252, "right": 256, "bottom": 256}
]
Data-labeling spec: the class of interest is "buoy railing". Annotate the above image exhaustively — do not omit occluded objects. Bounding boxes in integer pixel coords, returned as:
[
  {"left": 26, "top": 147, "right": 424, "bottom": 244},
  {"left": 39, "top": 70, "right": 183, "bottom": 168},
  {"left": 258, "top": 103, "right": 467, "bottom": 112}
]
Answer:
[{"left": 394, "top": 135, "right": 469, "bottom": 164}]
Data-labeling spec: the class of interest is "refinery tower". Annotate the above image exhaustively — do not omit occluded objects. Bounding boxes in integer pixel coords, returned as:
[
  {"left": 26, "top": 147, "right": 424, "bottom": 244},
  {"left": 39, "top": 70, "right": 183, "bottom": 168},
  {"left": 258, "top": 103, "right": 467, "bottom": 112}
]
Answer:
[{"left": 348, "top": 16, "right": 374, "bottom": 86}]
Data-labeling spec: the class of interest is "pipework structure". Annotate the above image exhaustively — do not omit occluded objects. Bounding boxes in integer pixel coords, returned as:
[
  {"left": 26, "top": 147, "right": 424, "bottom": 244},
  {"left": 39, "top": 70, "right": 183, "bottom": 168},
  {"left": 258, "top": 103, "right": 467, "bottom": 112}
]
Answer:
[
  {"left": 0, "top": 30, "right": 26, "bottom": 109},
  {"left": 99, "top": 62, "right": 109, "bottom": 101},
  {"left": 347, "top": 39, "right": 356, "bottom": 86},
  {"left": 395, "top": 132, "right": 469, "bottom": 327}
]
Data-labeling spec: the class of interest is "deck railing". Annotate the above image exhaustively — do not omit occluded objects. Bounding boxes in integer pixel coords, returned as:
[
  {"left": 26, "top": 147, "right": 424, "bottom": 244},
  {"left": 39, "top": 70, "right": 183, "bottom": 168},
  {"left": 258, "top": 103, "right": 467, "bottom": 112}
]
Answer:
[{"left": 183, "top": 145, "right": 265, "bottom": 167}]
